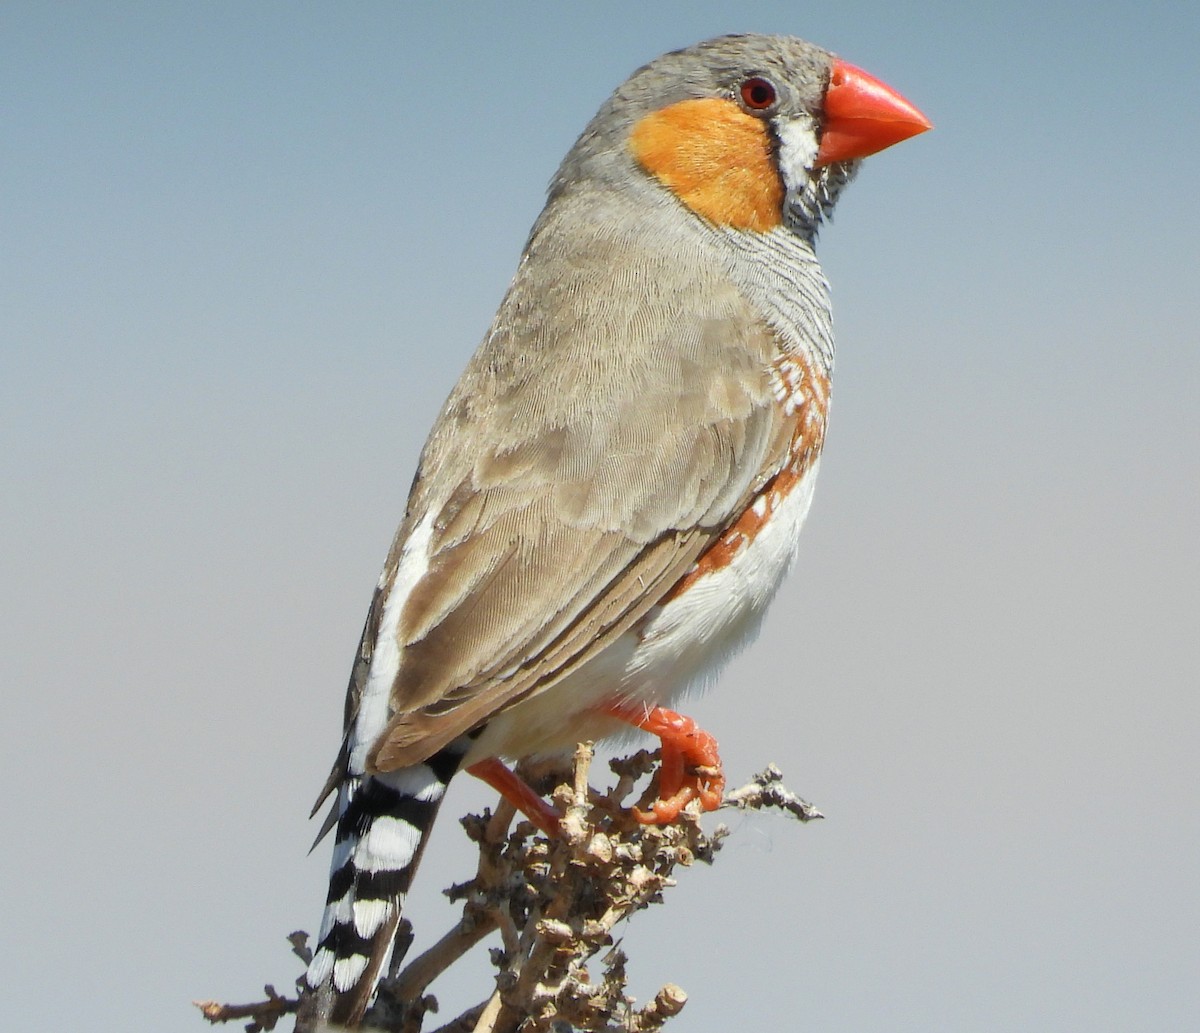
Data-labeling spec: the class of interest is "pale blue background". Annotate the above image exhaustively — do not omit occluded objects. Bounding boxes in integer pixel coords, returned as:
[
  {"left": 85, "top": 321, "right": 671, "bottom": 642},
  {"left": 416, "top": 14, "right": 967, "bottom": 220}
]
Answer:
[{"left": 3, "top": 3, "right": 1197, "bottom": 1031}]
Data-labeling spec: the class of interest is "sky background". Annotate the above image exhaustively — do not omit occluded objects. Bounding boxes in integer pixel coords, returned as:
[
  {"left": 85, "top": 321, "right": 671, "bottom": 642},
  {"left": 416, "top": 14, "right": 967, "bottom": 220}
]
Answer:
[{"left": 3, "top": 2, "right": 1198, "bottom": 1031}]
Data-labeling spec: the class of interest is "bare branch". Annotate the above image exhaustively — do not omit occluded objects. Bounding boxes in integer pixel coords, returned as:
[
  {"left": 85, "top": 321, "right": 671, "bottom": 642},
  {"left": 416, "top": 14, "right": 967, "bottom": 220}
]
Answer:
[
  {"left": 722, "top": 764, "right": 825, "bottom": 822},
  {"left": 199, "top": 753, "right": 820, "bottom": 1032},
  {"left": 194, "top": 983, "right": 298, "bottom": 1032}
]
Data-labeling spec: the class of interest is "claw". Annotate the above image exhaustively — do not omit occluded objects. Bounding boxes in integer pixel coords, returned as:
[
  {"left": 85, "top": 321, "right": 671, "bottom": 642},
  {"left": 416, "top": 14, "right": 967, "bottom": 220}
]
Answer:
[
  {"left": 604, "top": 704, "right": 726, "bottom": 824},
  {"left": 469, "top": 707, "right": 726, "bottom": 832}
]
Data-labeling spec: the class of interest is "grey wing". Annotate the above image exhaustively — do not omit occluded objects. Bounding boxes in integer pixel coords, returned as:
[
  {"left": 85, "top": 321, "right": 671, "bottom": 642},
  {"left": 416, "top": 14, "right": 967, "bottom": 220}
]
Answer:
[{"left": 343, "top": 206, "right": 793, "bottom": 773}]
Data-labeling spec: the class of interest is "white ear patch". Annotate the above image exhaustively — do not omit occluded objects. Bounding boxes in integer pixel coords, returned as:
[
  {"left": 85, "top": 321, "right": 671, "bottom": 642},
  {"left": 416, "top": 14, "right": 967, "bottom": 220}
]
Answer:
[{"left": 775, "top": 114, "right": 821, "bottom": 191}]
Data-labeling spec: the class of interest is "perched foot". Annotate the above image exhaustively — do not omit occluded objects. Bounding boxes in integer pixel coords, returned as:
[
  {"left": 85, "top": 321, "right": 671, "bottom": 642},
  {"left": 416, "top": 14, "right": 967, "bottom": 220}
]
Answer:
[
  {"left": 466, "top": 758, "right": 562, "bottom": 836},
  {"left": 604, "top": 705, "right": 726, "bottom": 823}
]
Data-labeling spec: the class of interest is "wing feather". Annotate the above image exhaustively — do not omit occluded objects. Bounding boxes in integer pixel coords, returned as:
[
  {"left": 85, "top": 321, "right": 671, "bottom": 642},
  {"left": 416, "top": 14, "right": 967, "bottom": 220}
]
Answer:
[{"left": 338, "top": 194, "right": 796, "bottom": 774}]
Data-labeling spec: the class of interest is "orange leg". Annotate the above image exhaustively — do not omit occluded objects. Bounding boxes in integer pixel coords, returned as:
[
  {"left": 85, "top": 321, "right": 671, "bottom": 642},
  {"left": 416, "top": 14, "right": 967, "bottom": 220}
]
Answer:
[
  {"left": 466, "top": 757, "right": 561, "bottom": 836},
  {"left": 603, "top": 704, "right": 726, "bottom": 824}
]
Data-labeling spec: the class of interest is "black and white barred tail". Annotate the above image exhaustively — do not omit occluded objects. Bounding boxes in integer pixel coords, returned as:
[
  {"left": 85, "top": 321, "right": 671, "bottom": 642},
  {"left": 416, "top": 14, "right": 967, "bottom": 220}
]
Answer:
[{"left": 303, "top": 741, "right": 468, "bottom": 1028}]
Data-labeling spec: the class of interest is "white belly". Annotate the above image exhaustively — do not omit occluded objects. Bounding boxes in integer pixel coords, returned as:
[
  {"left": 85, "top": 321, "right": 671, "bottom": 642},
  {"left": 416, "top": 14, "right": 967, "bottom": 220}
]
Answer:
[{"left": 471, "top": 458, "right": 822, "bottom": 760}]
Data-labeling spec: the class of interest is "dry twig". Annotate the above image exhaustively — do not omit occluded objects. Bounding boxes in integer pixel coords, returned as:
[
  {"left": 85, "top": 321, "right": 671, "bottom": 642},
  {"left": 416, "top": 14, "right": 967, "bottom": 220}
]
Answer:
[
  {"left": 197, "top": 751, "right": 818, "bottom": 1032},
  {"left": 194, "top": 984, "right": 297, "bottom": 1032},
  {"left": 723, "top": 763, "right": 824, "bottom": 822}
]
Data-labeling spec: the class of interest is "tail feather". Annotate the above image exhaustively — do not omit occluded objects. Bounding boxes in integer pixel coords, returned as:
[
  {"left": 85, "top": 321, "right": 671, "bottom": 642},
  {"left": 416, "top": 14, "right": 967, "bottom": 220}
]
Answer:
[{"left": 304, "top": 739, "right": 469, "bottom": 1027}]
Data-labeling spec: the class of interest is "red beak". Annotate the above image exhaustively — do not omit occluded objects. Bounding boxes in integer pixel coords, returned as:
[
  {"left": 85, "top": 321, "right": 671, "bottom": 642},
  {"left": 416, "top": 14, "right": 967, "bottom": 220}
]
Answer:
[{"left": 815, "top": 59, "right": 932, "bottom": 166}]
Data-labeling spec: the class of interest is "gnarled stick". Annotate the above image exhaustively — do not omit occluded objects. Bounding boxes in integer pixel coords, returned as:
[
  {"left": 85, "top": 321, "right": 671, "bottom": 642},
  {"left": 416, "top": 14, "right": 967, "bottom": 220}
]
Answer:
[{"left": 197, "top": 751, "right": 819, "bottom": 1032}]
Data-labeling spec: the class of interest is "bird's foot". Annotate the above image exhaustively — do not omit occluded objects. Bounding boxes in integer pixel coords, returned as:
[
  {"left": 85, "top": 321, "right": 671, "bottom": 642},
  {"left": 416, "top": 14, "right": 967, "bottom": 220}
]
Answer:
[
  {"left": 469, "top": 706, "right": 725, "bottom": 831},
  {"left": 466, "top": 757, "right": 562, "bottom": 836},
  {"left": 603, "top": 704, "right": 725, "bottom": 824}
]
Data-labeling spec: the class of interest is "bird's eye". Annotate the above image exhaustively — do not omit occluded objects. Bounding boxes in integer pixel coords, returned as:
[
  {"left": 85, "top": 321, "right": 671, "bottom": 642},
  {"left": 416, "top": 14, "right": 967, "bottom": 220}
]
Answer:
[{"left": 739, "top": 76, "right": 778, "bottom": 111}]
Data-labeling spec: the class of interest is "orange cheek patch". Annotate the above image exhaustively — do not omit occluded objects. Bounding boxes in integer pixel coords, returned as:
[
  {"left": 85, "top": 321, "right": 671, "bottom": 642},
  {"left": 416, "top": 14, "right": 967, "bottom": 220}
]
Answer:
[{"left": 629, "top": 98, "right": 783, "bottom": 232}]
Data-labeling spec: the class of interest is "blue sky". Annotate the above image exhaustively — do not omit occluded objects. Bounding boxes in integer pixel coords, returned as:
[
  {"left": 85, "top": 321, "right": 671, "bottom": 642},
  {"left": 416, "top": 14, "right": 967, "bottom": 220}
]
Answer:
[{"left": 2, "top": 3, "right": 1197, "bottom": 1031}]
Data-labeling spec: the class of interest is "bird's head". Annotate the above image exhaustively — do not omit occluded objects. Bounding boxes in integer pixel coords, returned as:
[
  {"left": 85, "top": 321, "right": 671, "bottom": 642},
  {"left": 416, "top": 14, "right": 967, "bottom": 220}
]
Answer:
[{"left": 553, "top": 34, "right": 931, "bottom": 239}]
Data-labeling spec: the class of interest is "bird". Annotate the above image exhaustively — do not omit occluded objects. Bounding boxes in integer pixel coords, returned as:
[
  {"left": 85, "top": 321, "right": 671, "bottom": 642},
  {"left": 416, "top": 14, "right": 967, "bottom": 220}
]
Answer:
[{"left": 300, "top": 32, "right": 930, "bottom": 1027}]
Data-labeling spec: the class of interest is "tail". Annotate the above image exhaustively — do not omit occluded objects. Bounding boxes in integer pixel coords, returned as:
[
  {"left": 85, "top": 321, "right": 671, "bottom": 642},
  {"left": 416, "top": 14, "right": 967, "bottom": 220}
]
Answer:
[{"left": 302, "top": 741, "right": 468, "bottom": 1028}]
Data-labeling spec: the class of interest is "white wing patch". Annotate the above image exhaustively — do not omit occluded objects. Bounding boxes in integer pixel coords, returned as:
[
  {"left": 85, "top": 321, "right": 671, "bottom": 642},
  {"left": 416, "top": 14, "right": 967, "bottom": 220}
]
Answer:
[{"left": 350, "top": 511, "right": 436, "bottom": 774}]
